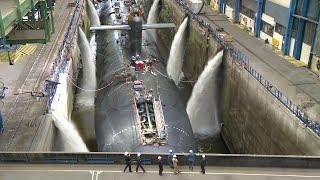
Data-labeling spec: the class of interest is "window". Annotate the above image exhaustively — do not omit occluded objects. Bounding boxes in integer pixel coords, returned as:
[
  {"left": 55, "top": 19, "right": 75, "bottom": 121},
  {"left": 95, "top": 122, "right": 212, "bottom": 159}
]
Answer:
[
  {"left": 275, "top": 23, "right": 286, "bottom": 36},
  {"left": 262, "top": 21, "right": 274, "bottom": 36},
  {"left": 240, "top": 5, "right": 255, "bottom": 19}
]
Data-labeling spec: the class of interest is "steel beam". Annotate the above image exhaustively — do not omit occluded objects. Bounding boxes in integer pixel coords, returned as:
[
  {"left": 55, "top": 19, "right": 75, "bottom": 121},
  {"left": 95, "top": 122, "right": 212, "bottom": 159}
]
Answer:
[
  {"left": 282, "top": 0, "right": 297, "bottom": 55},
  {"left": 15, "top": 0, "right": 23, "bottom": 21},
  {"left": 233, "top": 0, "right": 240, "bottom": 23},
  {"left": 254, "top": 0, "right": 264, "bottom": 37},
  {"left": 219, "top": 0, "right": 225, "bottom": 14},
  {"left": 0, "top": 11, "right": 5, "bottom": 38},
  {"left": 293, "top": 0, "right": 309, "bottom": 60},
  {"left": 311, "top": 12, "right": 320, "bottom": 55},
  {"left": 293, "top": 14, "right": 318, "bottom": 24}
]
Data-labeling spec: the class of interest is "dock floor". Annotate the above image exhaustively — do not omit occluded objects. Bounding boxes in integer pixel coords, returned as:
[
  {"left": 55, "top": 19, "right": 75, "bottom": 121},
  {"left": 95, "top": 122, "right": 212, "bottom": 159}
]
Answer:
[{"left": 0, "top": 164, "right": 319, "bottom": 180}]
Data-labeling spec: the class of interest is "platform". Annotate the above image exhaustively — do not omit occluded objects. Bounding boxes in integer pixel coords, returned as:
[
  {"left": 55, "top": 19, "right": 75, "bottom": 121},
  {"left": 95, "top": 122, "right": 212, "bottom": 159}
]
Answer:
[
  {"left": 0, "top": 0, "right": 73, "bottom": 151},
  {"left": 0, "top": 0, "right": 40, "bottom": 36},
  {"left": 0, "top": 164, "right": 319, "bottom": 180}
]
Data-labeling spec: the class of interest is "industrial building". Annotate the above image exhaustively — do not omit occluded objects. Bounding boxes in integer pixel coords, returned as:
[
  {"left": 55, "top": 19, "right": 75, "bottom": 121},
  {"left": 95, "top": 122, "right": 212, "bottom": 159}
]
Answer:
[{"left": 210, "top": 0, "right": 320, "bottom": 72}]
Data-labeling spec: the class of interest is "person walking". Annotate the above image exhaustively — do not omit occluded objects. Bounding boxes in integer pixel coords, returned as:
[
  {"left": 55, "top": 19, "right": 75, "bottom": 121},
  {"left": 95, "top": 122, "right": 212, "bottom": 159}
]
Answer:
[
  {"left": 158, "top": 156, "right": 163, "bottom": 176},
  {"left": 135, "top": 153, "right": 146, "bottom": 173},
  {"left": 123, "top": 152, "right": 132, "bottom": 172},
  {"left": 167, "top": 149, "right": 174, "bottom": 169},
  {"left": 172, "top": 155, "right": 179, "bottom": 175},
  {"left": 200, "top": 154, "right": 206, "bottom": 174},
  {"left": 187, "top": 150, "right": 195, "bottom": 171}
]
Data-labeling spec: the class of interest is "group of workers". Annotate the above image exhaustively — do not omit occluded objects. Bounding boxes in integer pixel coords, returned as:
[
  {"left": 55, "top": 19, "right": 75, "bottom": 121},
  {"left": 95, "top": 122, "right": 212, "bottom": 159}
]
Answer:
[{"left": 123, "top": 149, "right": 207, "bottom": 176}]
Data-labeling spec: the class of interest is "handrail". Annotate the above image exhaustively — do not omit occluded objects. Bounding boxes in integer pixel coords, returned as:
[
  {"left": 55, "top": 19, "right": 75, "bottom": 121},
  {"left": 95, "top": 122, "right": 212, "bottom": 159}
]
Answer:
[
  {"left": 173, "top": 0, "right": 320, "bottom": 137},
  {"left": 0, "top": 152, "right": 320, "bottom": 168},
  {"left": 45, "top": 0, "right": 83, "bottom": 109}
]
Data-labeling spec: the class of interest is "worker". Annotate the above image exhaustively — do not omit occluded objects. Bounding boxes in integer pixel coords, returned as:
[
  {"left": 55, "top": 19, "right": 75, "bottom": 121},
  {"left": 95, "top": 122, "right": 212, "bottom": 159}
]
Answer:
[
  {"left": 158, "top": 156, "right": 163, "bottom": 176},
  {"left": 123, "top": 152, "right": 132, "bottom": 172},
  {"left": 135, "top": 153, "right": 146, "bottom": 173},
  {"left": 167, "top": 149, "right": 174, "bottom": 168},
  {"left": 200, "top": 154, "right": 206, "bottom": 174},
  {"left": 188, "top": 150, "right": 195, "bottom": 171},
  {"left": 172, "top": 155, "right": 179, "bottom": 175},
  {"left": 0, "top": 111, "right": 3, "bottom": 133}
]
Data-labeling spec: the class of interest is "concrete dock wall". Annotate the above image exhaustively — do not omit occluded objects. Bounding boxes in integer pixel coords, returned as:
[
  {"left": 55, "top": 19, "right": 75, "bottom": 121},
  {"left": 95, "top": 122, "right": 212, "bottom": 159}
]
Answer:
[{"left": 158, "top": 0, "right": 320, "bottom": 155}]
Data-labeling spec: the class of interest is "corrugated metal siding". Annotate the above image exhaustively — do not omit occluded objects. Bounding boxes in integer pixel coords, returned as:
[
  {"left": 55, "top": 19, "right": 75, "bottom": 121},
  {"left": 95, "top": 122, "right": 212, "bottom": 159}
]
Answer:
[
  {"left": 307, "top": 0, "right": 320, "bottom": 20},
  {"left": 265, "top": 1, "right": 289, "bottom": 26}
]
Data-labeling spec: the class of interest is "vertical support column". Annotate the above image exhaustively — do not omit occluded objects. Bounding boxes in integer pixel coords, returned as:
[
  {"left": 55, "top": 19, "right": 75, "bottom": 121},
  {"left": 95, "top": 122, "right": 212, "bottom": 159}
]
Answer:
[
  {"left": 219, "top": 0, "right": 225, "bottom": 13},
  {"left": 15, "top": 0, "right": 23, "bottom": 21},
  {"left": 233, "top": 0, "right": 240, "bottom": 23},
  {"left": 254, "top": 0, "right": 264, "bottom": 37},
  {"left": 293, "top": 0, "right": 309, "bottom": 60},
  {"left": 40, "top": 0, "right": 50, "bottom": 42},
  {"left": 311, "top": 15, "right": 320, "bottom": 55},
  {"left": 0, "top": 11, "right": 5, "bottom": 38},
  {"left": 0, "top": 111, "right": 3, "bottom": 134},
  {"left": 282, "top": 0, "right": 296, "bottom": 55},
  {"left": 30, "top": 0, "right": 36, "bottom": 20}
]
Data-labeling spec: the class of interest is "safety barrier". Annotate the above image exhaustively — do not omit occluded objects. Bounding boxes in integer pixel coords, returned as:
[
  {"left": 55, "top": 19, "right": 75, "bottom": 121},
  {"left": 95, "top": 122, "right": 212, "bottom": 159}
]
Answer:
[
  {"left": 45, "top": 0, "right": 83, "bottom": 110},
  {"left": 173, "top": 0, "right": 320, "bottom": 136},
  {"left": 0, "top": 152, "right": 320, "bottom": 168}
]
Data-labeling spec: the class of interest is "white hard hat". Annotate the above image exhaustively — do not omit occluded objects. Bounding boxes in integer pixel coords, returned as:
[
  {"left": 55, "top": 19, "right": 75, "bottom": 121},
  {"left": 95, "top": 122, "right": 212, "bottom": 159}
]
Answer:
[
  {"left": 189, "top": 150, "right": 193, "bottom": 153},
  {"left": 158, "top": 156, "right": 162, "bottom": 160},
  {"left": 169, "top": 149, "right": 173, "bottom": 153},
  {"left": 137, "top": 153, "right": 141, "bottom": 156},
  {"left": 202, "top": 154, "right": 206, "bottom": 158},
  {"left": 173, "top": 155, "right": 177, "bottom": 158},
  {"left": 124, "top": 152, "right": 129, "bottom": 155}
]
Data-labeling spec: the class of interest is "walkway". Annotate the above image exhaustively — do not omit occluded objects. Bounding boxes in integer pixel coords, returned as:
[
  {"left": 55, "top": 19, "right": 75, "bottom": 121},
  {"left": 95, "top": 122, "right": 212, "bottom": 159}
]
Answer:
[
  {"left": 199, "top": 5, "right": 320, "bottom": 122},
  {"left": 0, "top": 0, "right": 73, "bottom": 151},
  {"left": 0, "top": 164, "right": 319, "bottom": 180}
]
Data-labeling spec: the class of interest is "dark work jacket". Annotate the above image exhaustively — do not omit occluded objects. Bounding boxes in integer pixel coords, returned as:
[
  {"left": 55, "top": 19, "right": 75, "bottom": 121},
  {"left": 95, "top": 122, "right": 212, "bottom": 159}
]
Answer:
[
  {"left": 136, "top": 156, "right": 142, "bottom": 164},
  {"left": 158, "top": 160, "right": 163, "bottom": 169},
  {"left": 125, "top": 155, "right": 131, "bottom": 165},
  {"left": 200, "top": 158, "right": 206, "bottom": 166}
]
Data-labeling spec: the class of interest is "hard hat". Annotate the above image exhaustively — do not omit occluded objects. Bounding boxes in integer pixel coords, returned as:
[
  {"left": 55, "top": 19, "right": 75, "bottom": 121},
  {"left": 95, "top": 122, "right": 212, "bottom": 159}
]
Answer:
[
  {"left": 137, "top": 153, "right": 141, "bottom": 157},
  {"left": 173, "top": 155, "right": 177, "bottom": 158},
  {"left": 169, "top": 149, "right": 173, "bottom": 153},
  {"left": 189, "top": 150, "right": 193, "bottom": 153},
  {"left": 158, "top": 156, "right": 162, "bottom": 160},
  {"left": 124, "top": 152, "right": 129, "bottom": 155},
  {"left": 202, "top": 154, "right": 206, "bottom": 158}
]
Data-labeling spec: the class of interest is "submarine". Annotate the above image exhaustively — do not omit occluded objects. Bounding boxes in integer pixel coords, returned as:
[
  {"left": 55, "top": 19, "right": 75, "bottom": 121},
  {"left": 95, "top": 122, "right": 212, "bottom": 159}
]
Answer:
[{"left": 93, "top": 0, "right": 195, "bottom": 152}]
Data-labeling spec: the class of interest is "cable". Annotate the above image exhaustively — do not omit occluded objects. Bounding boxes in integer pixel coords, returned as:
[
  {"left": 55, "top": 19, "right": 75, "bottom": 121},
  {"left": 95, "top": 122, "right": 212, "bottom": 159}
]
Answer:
[{"left": 66, "top": 73, "right": 114, "bottom": 92}]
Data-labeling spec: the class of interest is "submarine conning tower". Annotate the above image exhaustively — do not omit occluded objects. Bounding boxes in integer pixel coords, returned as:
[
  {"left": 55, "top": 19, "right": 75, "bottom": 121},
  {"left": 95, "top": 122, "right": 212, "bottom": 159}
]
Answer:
[{"left": 90, "top": 14, "right": 175, "bottom": 55}]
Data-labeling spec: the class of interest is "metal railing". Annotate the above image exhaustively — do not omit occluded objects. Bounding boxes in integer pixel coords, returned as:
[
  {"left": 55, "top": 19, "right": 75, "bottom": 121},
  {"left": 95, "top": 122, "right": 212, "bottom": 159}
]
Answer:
[
  {"left": 0, "top": 152, "right": 320, "bottom": 168},
  {"left": 45, "top": 0, "right": 83, "bottom": 110},
  {"left": 173, "top": 0, "right": 320, "bottom": 136}
]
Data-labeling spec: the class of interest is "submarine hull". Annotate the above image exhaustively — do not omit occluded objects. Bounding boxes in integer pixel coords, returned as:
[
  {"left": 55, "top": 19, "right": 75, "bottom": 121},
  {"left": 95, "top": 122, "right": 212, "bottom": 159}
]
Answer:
[{"left": 95, "top": 0, "right": 194, "bottom": 153}]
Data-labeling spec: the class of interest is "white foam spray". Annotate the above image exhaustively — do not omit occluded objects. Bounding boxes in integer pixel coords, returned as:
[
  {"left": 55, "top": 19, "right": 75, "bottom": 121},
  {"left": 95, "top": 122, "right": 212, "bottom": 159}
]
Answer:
[
  {"left": 166, "top": 17, "right": 189, "bottom": 86},
  {"left": 87, "top": 0, "right": 101, "bottom": 27},
  {"left": 52, "top": 112, "right": 89, "bottom": 152},
  {"left": 147, "top": 0, "right": 160, "bottom": 39},
  {"left": 86, "top": 0, "right": 100, "bottom": 64},
  {"left": 77, "top": 28, "right": 96, "bottom": 108},
  {"left": 186, "top": 50, "right": 224, "bottom": 138}
]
